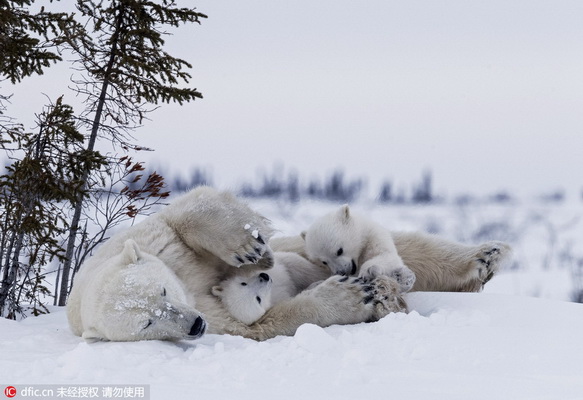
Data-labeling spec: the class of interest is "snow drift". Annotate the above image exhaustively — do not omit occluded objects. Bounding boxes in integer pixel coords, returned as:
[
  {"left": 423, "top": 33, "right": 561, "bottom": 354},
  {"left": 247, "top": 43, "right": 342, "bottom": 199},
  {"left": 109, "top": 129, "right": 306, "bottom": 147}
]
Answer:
[{"left": 1, "top": 291, "right": 582, "bottom": 400}]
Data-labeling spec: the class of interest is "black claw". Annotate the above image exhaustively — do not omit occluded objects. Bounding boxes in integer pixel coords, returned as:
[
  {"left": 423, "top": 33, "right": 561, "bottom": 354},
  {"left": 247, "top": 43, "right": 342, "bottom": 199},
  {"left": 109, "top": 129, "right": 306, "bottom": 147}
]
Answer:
[
  {"left": 256, "top": 235, "right": 265, "bottom": 245},
  {"left": 245, "top": 254, "right": 257, "bottom": 263},
  {"left": 363, "top": 295, "right": 374, "bottom": 304},
  {"left": 254, "top": 247, "right": 262, "bottom": 255},
  {"left": 477, "top": 258, "right": 489, "bottom": 266},
  {"left": 485, "top": 247, "right": 500, "bottom": 256},
  {"left": 483, "top": 270, "right": 495, "bottom": 284},
  {"left": 235, "top": 255, "right": 245, "bottom": 264},
  {"left": 352, "top": 277, "right": 363, "bottom": 284},
  {"left": 338, "top": 276, "right": 349, "bottom": 283},
  {"left": 363, "top": 285, "right": 375, "bottom": 293}
]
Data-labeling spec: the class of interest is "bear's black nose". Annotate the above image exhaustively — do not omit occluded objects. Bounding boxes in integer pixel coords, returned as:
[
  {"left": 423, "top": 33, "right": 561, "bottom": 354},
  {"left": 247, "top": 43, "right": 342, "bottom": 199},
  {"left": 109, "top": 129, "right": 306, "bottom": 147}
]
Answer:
[
  {"left": 189, "top": 316, "right": 206, "bottom": 337},
  {"left": 259, "top": 272, "right": 270, "bottom": 282}
]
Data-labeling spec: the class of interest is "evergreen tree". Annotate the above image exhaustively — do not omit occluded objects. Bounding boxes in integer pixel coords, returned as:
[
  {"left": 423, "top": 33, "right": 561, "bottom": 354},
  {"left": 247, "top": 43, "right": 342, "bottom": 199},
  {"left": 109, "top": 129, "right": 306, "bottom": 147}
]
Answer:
[
  {"left": 1, "top": 0, "right": 75, "bottom": 147},
  {"left": 0, "top": 0, "right": 206, "bottom": 313},
  {"left": 0, "top": 0, "right": 73, "bottom": 83},
  {"left": 412, "top": 170, "right": 433, "bottom": 204},
  {"left": 1, "top": 0, "right": 83, "bottom": 318},
  {"left": 56, "top": 0, "right": 206, "bottom": 306},
  {"left": 378, "top": 180, "right": 393, "bottom": 203},
  {"left": 0, "top": 97, "right": 103, "bottom": 318}
]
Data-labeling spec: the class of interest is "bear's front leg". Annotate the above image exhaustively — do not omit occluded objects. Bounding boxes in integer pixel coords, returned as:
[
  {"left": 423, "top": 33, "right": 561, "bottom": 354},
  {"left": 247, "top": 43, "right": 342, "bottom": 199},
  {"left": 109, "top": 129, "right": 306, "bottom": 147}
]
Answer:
[
  {"left": 241, "top": 275, "right": 406, "bottom": 340},
  {"left": 201, "top": 214, "right": 273, "bottom": 268},
  {"left": 163, "top": 187, "right": 274, "bottom": 268}
]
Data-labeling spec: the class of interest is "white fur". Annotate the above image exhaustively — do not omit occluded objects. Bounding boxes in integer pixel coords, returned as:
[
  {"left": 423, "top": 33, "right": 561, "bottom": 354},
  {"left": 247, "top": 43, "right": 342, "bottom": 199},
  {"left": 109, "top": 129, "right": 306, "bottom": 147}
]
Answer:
[
  {"left": 212, "top": 252, "right": 330, "bottom": 324},
  {"left": 303, "top": 205, "right": 417, "bottom": 292},
  {"left": 67, "top": 240, "right": 205, "bottom": 342},
  {"left": 67, "top": 187, "right": 399, "bottom": 341},
  {"left": 272, "top": 217, "right": 512, "bottom": 294},
  {"left": 210, "top": 204, "right": 512, "bottom": 327},
  {"left": 212, "top": 271, "right": 272, "bottom": 325}
]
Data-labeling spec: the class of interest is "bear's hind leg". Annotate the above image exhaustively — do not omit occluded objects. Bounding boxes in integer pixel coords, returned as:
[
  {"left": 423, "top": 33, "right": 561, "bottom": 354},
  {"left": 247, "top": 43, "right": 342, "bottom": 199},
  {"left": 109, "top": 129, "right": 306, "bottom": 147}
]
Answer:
[
  {"left": 447, "top": 241, "right": 512, "bottom": 292},
  {"left": 394, "top": 232, "right": 512, "bottom": 292}
]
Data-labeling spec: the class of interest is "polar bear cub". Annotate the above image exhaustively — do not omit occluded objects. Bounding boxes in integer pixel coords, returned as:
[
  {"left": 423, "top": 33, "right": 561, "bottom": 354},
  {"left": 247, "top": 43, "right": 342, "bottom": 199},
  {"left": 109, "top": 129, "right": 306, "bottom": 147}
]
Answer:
[
  {"left": 212, "top": 252, "right": 330, "bottom": 324},
  {"left": 212, "top": 271, "right": 273, "bottom": 325},
  {"left": 302, "top": 205, "right": 416, "bottom": 292},
  {"left": 67, "top": 239, "right": 206, "bottom": 342}
]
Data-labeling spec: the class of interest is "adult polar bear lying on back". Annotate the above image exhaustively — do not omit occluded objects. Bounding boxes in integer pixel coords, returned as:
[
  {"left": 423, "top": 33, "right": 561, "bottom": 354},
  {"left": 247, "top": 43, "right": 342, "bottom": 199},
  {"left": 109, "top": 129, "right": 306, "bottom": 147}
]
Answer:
[{"left": 68, "top": 186, "right": 399, "bottom": 341}]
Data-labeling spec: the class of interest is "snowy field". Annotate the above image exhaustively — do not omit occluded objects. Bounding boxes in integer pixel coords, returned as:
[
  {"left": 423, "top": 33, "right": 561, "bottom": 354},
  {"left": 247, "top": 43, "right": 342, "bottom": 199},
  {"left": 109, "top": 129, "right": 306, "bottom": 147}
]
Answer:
[{"left": 2, "top": 198, "right": 583, "bottom": 400}]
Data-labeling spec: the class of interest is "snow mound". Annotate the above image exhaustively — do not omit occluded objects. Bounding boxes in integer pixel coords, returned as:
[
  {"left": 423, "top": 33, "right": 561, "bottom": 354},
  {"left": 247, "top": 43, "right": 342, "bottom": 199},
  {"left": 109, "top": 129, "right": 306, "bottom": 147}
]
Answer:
[{"left": 1, "top": 292, "right": 582, "bottom": 400}]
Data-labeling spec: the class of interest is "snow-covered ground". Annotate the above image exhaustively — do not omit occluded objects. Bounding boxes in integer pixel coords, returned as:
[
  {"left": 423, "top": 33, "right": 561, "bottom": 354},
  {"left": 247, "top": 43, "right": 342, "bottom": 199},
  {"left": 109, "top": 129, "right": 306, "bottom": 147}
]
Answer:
[
  {"left": 2, "top": 198, "right": 582, "bottom": 400},
  {"left": 2, "top": 293, "right": 582, "bottom": 400}
]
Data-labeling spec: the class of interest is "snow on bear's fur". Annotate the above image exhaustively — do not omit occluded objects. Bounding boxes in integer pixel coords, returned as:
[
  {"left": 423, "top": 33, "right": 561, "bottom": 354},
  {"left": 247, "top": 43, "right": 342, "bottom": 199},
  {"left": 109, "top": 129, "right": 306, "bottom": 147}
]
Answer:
[
  {"left": 67, "top": 187, "right": 401, "bottom": 341},
  {"left": 67, "top": 239, "right": 205, "bottom": 342}
]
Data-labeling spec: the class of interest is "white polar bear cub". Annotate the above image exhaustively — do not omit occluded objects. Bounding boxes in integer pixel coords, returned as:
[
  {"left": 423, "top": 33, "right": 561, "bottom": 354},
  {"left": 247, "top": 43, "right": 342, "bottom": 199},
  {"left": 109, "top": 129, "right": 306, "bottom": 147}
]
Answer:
[
  {"left": 67, "top": 239, "right": 206, "bottom": 342},
  {"left": 212, "top": 252, "right": 331, "bottom": 324},
  {"left": 212, "top": 271, "right": 273, "bottom": 325},
  {"left": 303, "top": 205, "right": 416, "bottom": 292}
]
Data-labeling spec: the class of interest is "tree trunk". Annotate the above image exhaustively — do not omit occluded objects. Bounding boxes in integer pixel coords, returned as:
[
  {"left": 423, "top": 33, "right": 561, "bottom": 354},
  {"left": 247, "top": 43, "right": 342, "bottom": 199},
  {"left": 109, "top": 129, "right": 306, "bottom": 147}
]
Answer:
[
  {"left": 0, "top": 230, "right": 26, "bottom": 317},
  {"left": 57, "top": 4, "right": 125, "bottom": 306}
]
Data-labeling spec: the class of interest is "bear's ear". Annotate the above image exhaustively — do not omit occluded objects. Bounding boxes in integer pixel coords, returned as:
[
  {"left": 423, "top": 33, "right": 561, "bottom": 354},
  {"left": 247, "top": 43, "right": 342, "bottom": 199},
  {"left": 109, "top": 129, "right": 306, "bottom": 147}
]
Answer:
[
  {"left": 122, "top": 239, "right": 142, "bottom": 265},
  {"left": 211, "top": 286, "right": 223, "bottom": 298},
  {"left": 300, "top": 231, "right": 307, "bottom": 241},
  {"left": 338, "top": 204, "right": 351, "bottom": 223}
]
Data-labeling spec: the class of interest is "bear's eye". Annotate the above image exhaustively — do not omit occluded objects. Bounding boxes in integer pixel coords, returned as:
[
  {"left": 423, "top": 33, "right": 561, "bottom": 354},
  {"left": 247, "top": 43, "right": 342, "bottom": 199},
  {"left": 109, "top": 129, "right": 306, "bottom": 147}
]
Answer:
[
  {"left": 161, "top": 288, "right": 167, "bottom": 297},
  {"left": 337, "top": 248, "right": 343, "bottom": 256},
  {"left": 256, "top": 296, "right": 261, "bottom": 304},
  {"left": 322, "top": 261, "right": 328, "bottom": 266},
  {"left": 241, "top": 282, "right": 247, "bottom": 286}
]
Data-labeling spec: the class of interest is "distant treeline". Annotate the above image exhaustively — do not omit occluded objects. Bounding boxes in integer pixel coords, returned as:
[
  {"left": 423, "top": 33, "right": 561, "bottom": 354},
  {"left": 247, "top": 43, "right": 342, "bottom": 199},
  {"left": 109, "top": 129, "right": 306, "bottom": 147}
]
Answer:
[
  {"left": 149, "top": 165, "right": 557, "bottom": 205},
  {"left": 156, "top": 166, "right": 436, "bottom": 204}
]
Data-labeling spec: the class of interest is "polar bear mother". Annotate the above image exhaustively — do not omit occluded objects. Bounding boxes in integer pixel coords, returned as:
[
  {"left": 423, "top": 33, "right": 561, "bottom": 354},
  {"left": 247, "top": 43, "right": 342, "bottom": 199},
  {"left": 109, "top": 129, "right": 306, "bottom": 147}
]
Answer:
[{"left": 67, "top": 186, "right": 399, "bottom": 341}]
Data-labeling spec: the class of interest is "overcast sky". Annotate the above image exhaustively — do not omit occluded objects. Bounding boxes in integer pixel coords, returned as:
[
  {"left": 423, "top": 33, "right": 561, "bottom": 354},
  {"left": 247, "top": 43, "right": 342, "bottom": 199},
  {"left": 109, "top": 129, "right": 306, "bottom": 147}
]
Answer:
[{"left": 7, "top": 0, "right": 583, "bottom": 198}]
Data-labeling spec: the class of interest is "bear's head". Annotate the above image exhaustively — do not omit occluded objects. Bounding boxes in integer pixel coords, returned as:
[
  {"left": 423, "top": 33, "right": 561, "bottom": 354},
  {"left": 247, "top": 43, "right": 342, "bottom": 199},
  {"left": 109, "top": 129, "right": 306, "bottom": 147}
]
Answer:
[
  {"left": 212, "top": 271, "right": 272, "bottom": 325},
  {"left": 82, "top": 239, "right": 206, "bottom": 342},
  {"left": 302, "top": 205, "right": 362, "bottom": 276}
]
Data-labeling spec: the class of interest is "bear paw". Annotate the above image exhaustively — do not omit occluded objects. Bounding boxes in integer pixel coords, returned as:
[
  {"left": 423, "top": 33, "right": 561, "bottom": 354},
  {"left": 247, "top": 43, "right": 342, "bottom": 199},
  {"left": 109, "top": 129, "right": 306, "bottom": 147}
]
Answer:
[
  {"left": 359, "top": 263, "right": 416, "bottom": 294},
  {"left": 388, "top": 267, "right": 416, "bottom": 293},
  {"left": 361, "top": 276, "right": 408, "bottom": 320},
  {"left": 472, "top": 241, "right": 512, "bottom": 286},
  {"left": 176, "top": 189, "right": 274, "bottom": 268},
  {"left": 326, "top": 275, "right": 407, "bottom": 323},
  {"left": 231, "top": 231, "right": 272, "bottom": 268}
]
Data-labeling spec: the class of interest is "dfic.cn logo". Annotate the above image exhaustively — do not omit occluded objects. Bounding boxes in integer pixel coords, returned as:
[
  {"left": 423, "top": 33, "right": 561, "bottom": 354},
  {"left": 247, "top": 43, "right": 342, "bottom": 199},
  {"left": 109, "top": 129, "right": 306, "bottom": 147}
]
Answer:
[{"left": 4, "top": 386, "right": 16, "bottom": 398}]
